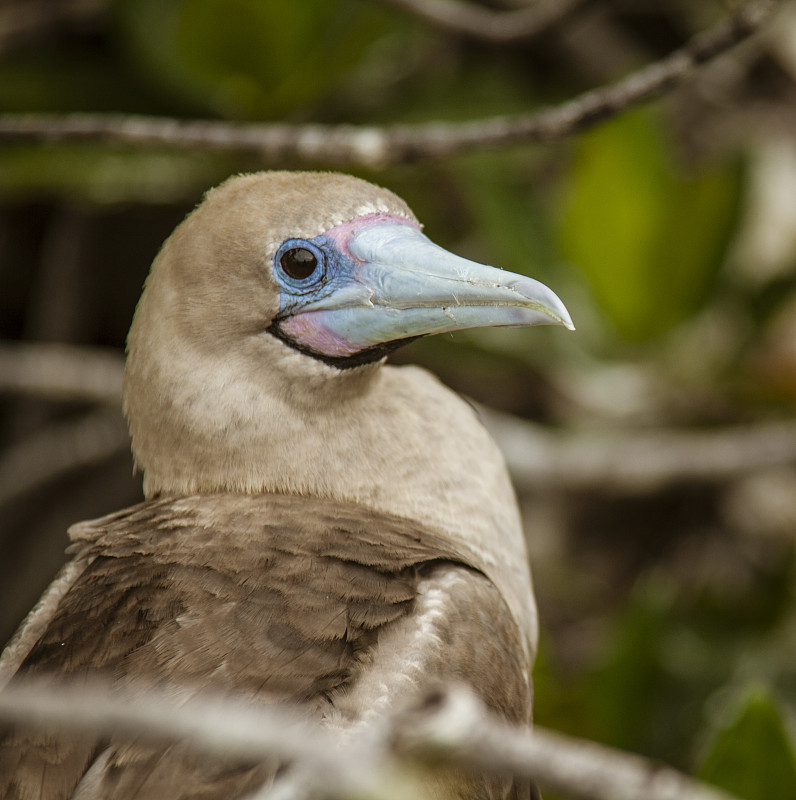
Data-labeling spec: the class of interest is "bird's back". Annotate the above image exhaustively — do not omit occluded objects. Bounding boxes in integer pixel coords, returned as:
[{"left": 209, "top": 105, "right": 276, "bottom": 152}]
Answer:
[{"left": 0, "top": 493, "right": 532, "bottom": 799}]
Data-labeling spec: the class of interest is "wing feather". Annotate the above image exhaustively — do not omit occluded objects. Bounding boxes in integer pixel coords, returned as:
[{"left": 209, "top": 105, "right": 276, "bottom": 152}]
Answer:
[{"left": 0, "top": 494, "right": 532, "bottom": 799}]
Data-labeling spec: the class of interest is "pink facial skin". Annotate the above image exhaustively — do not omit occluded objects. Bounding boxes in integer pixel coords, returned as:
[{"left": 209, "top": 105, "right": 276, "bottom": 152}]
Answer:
[
  {"left": 279, "top": 312, "right": 361, "bottom": 357},
  {"left": 321, "top": 213, "right": 421, "bottom": 257}
]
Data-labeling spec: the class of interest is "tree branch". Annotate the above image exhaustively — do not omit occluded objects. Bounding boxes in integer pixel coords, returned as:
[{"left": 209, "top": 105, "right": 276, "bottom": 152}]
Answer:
[
  {"left": 397, "top": 686, "right": 737, "bottom": 800},
  {"left": 479, "top": 406, "right": 796, "bottom": 494},
  {"left": 380, "top": 0, "right": 585, "bottom": 43},
  {"left": 0, "top": 681, "right": 740, "bottom": 800},
  {"left": 0, "top": 341, "right": 123, "bottom": 404},
  {"left": 0, "top": 0, "right": 779, "bottom": 167},
  {"left": 0, "top": 408, "right": 130, "bottom": 508}
]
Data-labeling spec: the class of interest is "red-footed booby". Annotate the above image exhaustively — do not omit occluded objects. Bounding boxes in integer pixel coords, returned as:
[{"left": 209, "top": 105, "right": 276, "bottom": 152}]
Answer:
[{"left": 0, "top": 172, "right": 572, "bottom": 799}]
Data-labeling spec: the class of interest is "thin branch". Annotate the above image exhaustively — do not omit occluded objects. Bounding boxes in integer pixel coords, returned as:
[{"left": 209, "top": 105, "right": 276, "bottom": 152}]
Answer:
[
  {"left": 0, "top": 407, "right": 129, "bottom": 508},
  {"left": 0, "top": 0, "right": 780, "bottom": 167},
  {"left": 480, "top": 406, "right": 796, "bottom": 494},
  {"left": 0, "top": 341, "right": 123, "bottom": 404},
  {"left": 0, "top": 681, "right": 740, "bottom": 800},
  {"left": 380, "top": 0, "right": 585, "bottom": 43},
  {"left": 0, "top": 343, "right": 128, "bottom": 506},
  {"left": 397, "top": 687, "right": 738, "bottom": 800},
  {"left": 0, "top": 680, "right": 403, "bottom": 800}
]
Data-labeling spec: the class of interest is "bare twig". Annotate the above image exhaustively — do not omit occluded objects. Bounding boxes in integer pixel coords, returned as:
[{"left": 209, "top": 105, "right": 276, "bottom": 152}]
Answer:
[
  {"left": 0, "top": 679, "right": 406, "bottom": 800},
  {"left": 0, "top": 680, "right": 740, "bottom": 800},
  {"left": 398, "top": 686, "right": 737, "bottom": 800},
  {"left": 0, "top": 343, "right": 127, "bottom": 506},
  {"left": 0, "top": 407, "right": 129, "bottom": 508},
  {"left": 0, "top": 0, "right": 779, "bottom": 167},
  {"left": 480, "top": 406, "right": 796, "bottom": 494},
  {"left": 0, "top": 681, "right": 332, "bottom": 764},
  {"left": 380, "top": 0, "right": 585, "bottom": 43},
  {"left": 0, "top": 341, "right": 123, "bottom": 404}
]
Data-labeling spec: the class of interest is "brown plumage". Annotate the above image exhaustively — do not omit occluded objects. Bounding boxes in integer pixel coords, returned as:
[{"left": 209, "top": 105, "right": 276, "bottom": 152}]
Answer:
[{"left": 0, "top": 172, "right": 571, "bottom": 799}]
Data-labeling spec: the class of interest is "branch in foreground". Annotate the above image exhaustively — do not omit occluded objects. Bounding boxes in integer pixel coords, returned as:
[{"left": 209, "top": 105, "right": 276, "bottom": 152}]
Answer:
[
  {"left": 0, "top": 680, "right": 739, "bottom": 800},
  {"left": 398, "top": 687, "right": 736, "bottom": 800},
  {"left": 381, "top": 0, "right": 585, "bottom": 43},
  {"left": 0, "top": 0, "right": 779, "bottom": 167}
]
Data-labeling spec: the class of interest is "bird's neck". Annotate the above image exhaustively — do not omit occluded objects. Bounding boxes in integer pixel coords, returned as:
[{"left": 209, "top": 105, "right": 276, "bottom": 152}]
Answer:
[{"left": 123, "top": 343, "right": 536, "bottom": 657}]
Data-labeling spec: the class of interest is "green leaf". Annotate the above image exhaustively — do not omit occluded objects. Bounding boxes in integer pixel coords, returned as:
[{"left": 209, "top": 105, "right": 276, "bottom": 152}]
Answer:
[
  {"left": 698, "top": 686, "right": 796, "bottom": 800},
  {"left": 557, "top": 108, "right": 741, "bottom": 342}
]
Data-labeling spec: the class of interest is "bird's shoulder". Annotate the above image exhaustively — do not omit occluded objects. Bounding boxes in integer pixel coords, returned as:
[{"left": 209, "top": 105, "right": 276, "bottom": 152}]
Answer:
[
  {"left": 21, "top": 493, "right": 484, "bottom": 687},
  {"left": 0, "top": 493, "right": 528, "bottom": 800}
]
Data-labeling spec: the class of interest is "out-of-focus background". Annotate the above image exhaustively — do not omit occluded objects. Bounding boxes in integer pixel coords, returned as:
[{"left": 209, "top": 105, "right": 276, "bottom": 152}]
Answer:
[{"left": 1, "top": 1, "right": 795, "bottom": 796}]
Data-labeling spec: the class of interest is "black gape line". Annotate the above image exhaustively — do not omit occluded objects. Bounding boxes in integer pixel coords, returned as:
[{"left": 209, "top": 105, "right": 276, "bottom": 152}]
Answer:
[{"left": 266, "top": 320, "right": 423, "bottom": 370}]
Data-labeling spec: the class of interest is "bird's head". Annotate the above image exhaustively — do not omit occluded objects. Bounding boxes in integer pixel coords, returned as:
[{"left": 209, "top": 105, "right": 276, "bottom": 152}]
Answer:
[{"left": 123, "top": 171, "right": 572, "bottom": 496}]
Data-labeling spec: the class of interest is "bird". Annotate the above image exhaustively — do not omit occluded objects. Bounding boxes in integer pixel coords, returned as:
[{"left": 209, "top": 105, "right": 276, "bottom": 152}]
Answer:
[{"left": 0, "top": 171, "right": 572, "bottom": 799}]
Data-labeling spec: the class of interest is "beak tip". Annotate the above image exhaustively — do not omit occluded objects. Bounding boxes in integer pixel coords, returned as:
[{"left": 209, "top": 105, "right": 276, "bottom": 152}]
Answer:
[{"left": 544, "top": 296, "right": 575, "bottom": 332}]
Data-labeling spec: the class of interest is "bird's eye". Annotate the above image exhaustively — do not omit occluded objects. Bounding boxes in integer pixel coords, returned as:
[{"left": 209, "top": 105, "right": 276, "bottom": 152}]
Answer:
[
  {"left": 274, "top": 239, "right": 327, "bottom": 292},
  {"left": 280, "top": 247, "right": 318, "bottom": 281}
]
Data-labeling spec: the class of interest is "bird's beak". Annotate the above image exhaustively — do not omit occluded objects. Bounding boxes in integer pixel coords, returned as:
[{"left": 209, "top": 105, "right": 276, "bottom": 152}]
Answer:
[{"left": 276, "top": 220, "right": 574, "bottom": 361}]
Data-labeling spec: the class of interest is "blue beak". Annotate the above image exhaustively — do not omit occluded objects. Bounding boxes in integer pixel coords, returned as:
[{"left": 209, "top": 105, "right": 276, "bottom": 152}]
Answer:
[{"left": 270, "top": 217, "right": 573, "bottom": 367}]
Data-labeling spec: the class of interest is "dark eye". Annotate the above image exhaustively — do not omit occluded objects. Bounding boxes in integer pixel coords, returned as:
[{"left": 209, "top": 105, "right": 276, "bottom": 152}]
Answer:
[{"left": 280, "top": 247, "right": 318, "bottom": 280}]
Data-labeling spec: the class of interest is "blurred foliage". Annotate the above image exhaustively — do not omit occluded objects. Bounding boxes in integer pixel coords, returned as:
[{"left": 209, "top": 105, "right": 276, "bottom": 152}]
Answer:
[
  {"left": 533, "top": 545, "right": 796, "bottom": 773},
  {"left": 113, "top": 0, "right": 410, "bottom": 119},
  {"left": 559, "top": 109, "right": 743, "bottom": 343},
  {"left": 699, "top": 686, "right": 796, "bottom": 800},
  {"left": 2, "top": 0, "right": 796, "bottom": 797}
]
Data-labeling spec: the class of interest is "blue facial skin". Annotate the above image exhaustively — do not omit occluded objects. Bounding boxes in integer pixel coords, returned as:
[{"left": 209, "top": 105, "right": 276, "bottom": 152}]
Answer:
[
  {"left": 268, "top": 231, "right": 409, "bottom": 369},
  {"left": 272, "top": 235, "right": 358, "bottom": 320}
]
